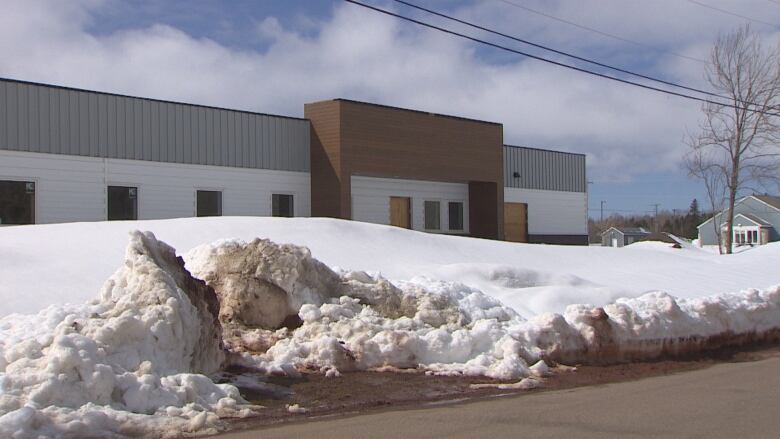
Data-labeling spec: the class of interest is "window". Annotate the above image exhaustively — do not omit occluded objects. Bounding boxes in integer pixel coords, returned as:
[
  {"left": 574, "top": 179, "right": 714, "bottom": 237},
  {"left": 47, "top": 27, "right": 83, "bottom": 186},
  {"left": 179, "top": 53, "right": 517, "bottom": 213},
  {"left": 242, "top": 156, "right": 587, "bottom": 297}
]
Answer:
[
  {"left": 0, "top": 180, "right": 35, "bottom": 225},
  {"left": 107, "top": 186, "right": 138, "bottom": 221},
  {"left": 448, "top": 202, "right": 464, "bottom": 231},
  {"left": 272, "top": 194, "right": 294, "bottom": 217},
  {"left": 424, "top": 200, "right": 440, "bottom": 230},
  {"left": 197, "top": 190, "right": 222, "bottom": 217}
]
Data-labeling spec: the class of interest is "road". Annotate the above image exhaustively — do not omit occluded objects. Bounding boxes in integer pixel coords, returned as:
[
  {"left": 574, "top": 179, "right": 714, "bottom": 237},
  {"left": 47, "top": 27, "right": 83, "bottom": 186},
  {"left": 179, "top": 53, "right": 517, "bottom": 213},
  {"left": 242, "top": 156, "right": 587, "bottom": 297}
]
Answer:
[{"left": 217, "top": 356, "right": 780, "bottom": 439}]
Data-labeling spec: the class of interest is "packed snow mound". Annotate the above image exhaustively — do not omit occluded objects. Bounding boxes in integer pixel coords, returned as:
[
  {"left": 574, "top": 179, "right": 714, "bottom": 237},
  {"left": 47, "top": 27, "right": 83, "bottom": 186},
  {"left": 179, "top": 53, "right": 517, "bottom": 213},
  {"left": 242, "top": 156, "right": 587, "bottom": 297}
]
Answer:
[
  {"left": 3, "top": 217, "right": 779, "bottom": 318},
  {"left": 187, "top": 239, "right": 780, "bottom": 379},
  {"left": 236, "top": 279, "right": 528, "bottom": 379},
  {"left": 0, "top": 232, "right": 249, "bottom": 438},
  {"left": 187, "top": 238, "right": 341, "bottom": 329}
]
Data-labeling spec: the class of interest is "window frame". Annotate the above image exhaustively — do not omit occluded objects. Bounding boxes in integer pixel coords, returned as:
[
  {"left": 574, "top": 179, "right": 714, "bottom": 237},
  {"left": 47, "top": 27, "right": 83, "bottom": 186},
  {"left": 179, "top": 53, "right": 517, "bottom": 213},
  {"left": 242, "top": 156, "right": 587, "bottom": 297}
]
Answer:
[
  {"left": 271, "top": 193, "right": 295, "bottom": 218},
  {"left": 0, "top": 177, "right": 38, "bottom": 225},
  {"left": 423, "top": 199, "right": 442, "bottom": 231},
  {"left": 447, "top": 201, "right": 465, "bottom": 232},
  {"left": 106, "top": 184, "right": 139, "bottom": 221},
  {"left": 195, "top": 188, "right": 223, "bottom": 217}
]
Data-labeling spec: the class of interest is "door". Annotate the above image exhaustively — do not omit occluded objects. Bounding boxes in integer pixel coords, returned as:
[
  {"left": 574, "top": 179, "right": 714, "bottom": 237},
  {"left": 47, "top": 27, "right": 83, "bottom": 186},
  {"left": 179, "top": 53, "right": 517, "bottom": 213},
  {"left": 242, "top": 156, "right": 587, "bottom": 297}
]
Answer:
[
  {"left": 612, "top": 237, "right": 618, "bottom": 247},
  {"left": 504, "top": 202, "right": 528, "bottom": 242},
  {"left": 389, "top": 196, "right": 411, "bottom": 229}
]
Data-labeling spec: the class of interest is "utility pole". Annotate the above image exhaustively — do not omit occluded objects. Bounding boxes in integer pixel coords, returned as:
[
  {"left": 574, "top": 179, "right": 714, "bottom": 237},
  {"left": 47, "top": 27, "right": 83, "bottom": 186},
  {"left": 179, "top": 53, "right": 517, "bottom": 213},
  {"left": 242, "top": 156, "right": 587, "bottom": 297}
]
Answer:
[
  {"left": 600, "top": 200, "right": 606, "bottom": 222},
  {"left": 652, "top": 203, "right": 660, "bottom": 233}
]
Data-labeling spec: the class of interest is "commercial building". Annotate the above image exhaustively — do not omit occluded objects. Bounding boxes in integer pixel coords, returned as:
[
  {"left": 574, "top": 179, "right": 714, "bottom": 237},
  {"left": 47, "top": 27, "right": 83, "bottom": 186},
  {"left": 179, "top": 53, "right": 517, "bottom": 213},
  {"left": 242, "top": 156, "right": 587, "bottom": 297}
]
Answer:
[{"left": 0, "top": 78, "right": 588, "bottom": 244}]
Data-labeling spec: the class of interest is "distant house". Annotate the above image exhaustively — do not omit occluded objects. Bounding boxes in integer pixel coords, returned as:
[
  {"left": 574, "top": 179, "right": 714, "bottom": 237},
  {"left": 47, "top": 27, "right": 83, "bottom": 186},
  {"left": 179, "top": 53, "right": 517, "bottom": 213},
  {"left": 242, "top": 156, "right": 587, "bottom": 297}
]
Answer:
[
  {"left": 697, "top": 195, "right": 780, "bottom": 247},
  {"left": 601, "top": 227, "right": 651, "bottom": 247}
]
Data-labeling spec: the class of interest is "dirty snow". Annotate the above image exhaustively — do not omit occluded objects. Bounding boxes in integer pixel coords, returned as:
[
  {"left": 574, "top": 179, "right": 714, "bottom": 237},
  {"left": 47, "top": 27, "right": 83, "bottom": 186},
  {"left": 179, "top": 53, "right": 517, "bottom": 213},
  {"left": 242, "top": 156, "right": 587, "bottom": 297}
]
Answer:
[
  {"left": 0, "top": 217, "right": 779, "bottom": 438},
  {"left": 0, "top": 231, "right": 251, "bottom": 438}
]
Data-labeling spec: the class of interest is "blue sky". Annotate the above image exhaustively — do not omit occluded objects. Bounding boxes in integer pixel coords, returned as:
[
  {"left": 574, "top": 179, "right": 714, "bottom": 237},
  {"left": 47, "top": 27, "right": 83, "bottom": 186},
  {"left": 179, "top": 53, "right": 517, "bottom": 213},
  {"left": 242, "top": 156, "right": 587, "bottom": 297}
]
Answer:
[{"left": 3, "top": 0, "right": 780, "bottom": 217}]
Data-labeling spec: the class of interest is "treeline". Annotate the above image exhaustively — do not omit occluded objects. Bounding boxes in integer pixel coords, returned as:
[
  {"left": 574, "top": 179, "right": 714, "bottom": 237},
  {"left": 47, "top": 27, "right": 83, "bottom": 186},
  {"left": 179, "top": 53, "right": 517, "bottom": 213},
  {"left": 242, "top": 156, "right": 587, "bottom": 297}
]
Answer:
[{"left": 588, "top": 199, "right": 707, "bottom": 243}]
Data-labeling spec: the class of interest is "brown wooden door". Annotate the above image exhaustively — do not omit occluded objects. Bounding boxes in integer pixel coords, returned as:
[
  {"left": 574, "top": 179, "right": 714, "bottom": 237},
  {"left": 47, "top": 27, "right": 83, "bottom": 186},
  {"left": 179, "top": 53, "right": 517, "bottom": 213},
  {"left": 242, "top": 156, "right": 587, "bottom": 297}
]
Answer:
[
  {"left": 504, "top": 202, "right": 528, "bottom": 242},
  {"left": 389, "top": 196, "right": 411, "bottom": 229}
]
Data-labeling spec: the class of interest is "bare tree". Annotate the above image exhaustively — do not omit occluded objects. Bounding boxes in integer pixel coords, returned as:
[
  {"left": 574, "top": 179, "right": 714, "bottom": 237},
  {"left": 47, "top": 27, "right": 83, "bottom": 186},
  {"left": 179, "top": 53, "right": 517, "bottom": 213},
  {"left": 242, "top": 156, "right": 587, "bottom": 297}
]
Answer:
[
  {"left": 685, "top": 25, "right": 780, "bottom": 254},
  {"left": 685, "top": 145, "right": 727, "bottom": 253}
]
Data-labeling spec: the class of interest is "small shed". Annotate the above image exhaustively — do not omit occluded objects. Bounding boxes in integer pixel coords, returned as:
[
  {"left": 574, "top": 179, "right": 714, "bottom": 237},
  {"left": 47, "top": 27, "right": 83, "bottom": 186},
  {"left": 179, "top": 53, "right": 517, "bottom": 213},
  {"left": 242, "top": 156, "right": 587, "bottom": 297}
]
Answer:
[{"left": 601, "top": 227, "right": 651, "bottom": 247}]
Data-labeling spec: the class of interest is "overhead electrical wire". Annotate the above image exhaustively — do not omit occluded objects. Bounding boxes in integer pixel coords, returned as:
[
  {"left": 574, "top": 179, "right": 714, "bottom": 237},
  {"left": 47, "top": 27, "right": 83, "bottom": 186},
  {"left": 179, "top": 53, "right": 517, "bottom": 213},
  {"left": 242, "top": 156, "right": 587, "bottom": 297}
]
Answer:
[
  {"left": 496, "top": 0, "right": 706, "bottom": 64},
  {"left": 342, "top": 0, "right": 780, "bottom": 117},
  {"left": 393, "top": 0, "right": 726, "bottom": 101},
  {"left": 687, "top": 0, "right": 780, "bottom": 30}
]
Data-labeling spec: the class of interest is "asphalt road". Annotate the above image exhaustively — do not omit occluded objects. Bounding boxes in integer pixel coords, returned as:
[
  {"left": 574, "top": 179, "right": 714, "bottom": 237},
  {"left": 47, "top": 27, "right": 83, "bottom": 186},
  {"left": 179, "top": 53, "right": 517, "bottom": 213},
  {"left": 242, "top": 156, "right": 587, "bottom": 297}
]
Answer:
[{"left": 218, "top": 356, "right": 780, "bottom": 439}]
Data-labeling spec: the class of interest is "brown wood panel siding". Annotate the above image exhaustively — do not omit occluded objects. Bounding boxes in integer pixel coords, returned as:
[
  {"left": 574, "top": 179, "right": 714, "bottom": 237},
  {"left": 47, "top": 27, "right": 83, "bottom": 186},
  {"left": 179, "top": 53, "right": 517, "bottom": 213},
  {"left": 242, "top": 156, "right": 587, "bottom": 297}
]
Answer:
[
  {"left": 305, "top": 100, "right": 346, "bottom": 218},
  {"left": 308, "top": 99, "right": 504, "bottom": 238}
]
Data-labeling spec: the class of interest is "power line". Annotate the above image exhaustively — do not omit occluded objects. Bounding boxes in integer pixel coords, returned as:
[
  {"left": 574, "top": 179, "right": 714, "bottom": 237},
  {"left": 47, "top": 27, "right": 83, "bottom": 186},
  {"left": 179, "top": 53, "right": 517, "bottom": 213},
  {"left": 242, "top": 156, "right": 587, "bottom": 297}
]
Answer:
[
  {"left": 687, "top": 0, "right": 780, "bottom": 30},
  {"left": 588, "top": 208, "right": 654, "bottom": 213},
  {"left": 496, "top": 0, "right": 706, "bottom": 64},
  {"left": 343, "top": 0, "right": 780, "bottom": 117},
  {"left": 393, "top": 0, "right": 728, "bottom": 101}
]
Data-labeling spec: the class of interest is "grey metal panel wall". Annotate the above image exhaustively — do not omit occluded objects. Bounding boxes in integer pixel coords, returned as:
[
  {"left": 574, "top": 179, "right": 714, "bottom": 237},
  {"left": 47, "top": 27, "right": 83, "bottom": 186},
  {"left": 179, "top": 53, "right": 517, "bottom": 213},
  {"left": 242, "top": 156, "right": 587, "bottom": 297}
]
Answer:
[
  {"left": 503, "top": 144, "right": 586, "bottom": 192},
  {"left": 0, "top": 79, "right": 310, "bottom": 172}
]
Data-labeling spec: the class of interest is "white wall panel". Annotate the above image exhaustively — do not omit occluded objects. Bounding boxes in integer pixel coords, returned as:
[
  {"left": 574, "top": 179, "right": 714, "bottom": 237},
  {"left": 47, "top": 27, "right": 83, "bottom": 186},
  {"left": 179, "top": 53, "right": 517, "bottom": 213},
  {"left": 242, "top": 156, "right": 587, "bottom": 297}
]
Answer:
[
  {"left": 351, "top": 175, "right": 469, "bottom": 234},
  {"left": 0, "top": 150, "right": 310, "bottom": 224},
  {"left": 504, "top": 187, "right": 587, "bottom": 235}
]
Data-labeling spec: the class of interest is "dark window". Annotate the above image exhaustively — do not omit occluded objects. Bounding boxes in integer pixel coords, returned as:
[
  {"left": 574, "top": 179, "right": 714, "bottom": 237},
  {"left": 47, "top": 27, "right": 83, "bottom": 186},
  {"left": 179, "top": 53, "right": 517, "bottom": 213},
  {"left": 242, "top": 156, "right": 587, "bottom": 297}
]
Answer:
[
  {"left": 272, "top": 194, "right": 294, "bottom": 217},
  {"left": 448, "top": 202, "right": 464, "bottom": 231},
  {"left": 0, "top": 180, "right": 35, "bottom": 225},
  {"left": 197, "top": 190, "right": 222, "bottom": 217},
  {"left": 424, "top": 200, "right": 440, "bottom": 230},
  {"left": 107, "top": 186, "right": 138, "bottom": 221}
]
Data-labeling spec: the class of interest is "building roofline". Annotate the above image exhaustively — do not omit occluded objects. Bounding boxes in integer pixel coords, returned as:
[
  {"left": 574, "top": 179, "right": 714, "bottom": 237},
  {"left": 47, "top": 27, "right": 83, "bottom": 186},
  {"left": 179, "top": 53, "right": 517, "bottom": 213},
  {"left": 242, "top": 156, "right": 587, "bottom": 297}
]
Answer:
[
  {"left": 601, "top": 226, "right": 650, "bottom": 236},
  {"left": 697, "top": 194, "right": 780, "bottom": 228},
  {"left": 504, "top": 143, "right": 586, "bottom": 157},
  {"left": 307, "top": 98, "right": 503, "bottom": 127},
  {"left": 600, "top": 227, "right": 623, "bottom": 236},
  {"left": 733, "top": 213, "right": 772, "bottom": 227},
  {"left": 751, "top": 194, "right": 780, "bottom": 213},
  {"left": 0, "top": 76, "right": 309, "bottom": 122}
]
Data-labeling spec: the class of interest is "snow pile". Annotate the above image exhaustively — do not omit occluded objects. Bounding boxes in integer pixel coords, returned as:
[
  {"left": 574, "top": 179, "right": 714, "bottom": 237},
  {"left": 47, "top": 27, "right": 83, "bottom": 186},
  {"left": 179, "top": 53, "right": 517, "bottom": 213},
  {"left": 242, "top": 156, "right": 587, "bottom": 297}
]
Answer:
[
  {"left": 187, "top": 239, "right": 526, "bottom": 378},
  {"left": 0, "top": 232, "right": 249, "bottom": 438},
  {"left": 188, "top": 239, "right": 780, "bottom": 380},
  {"left": 0, "top": 224, "right": 778, "bottom": 436},
  {"left": 3, "top": 217, "right": 779, "bottom": 319},
  {"left": 187, "top": 238, "right": 341, "bottom": 330},
  {"left": 547, "top": 287, "right": 780, "bottom": 363}
]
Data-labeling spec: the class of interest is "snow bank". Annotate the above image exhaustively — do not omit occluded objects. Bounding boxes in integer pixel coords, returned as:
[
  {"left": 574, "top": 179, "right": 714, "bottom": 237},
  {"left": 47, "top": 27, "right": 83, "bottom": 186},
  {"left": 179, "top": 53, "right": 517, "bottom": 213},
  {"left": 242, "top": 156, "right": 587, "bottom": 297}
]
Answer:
[
  {"left": 188, "top": 239, "right": 780, "bottom": 380},
  {"left": 1, "top": 224, "right": 778, "bottom": 436},
  {"left": 0, "top": 232, "right": 249, "bottom": 438},
  {"left": 547, "top": 286, "right": 780, "bottom": 364},
  {"left": 3, "top": 217, "right": 779, "bottom": 319}
]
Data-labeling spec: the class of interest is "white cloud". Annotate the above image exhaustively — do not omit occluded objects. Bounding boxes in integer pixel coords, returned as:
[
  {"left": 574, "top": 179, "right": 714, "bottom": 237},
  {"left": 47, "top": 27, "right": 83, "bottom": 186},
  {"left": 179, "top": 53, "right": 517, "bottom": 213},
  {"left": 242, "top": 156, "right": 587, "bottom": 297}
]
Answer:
[{"left": 1, "top": 0, "right": 779, "bottom": 180}]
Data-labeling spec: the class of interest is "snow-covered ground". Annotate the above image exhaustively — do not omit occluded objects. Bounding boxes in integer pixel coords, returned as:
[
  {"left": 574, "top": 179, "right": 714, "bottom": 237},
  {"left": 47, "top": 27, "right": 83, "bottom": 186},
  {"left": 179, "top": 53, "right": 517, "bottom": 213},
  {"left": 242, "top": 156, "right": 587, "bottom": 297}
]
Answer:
[
  {"left": 1, "top": 217, "right": 777, "bottom": 318},
  {"left": 0, "top": 217, "right": 778, "bottom": 438}
]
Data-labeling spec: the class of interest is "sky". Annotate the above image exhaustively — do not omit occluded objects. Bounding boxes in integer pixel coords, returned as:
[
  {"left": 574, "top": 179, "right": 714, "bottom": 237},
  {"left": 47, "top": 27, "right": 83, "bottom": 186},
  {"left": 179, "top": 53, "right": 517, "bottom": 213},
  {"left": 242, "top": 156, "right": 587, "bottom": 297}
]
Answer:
[{"left": 2, "top": 0, "right": 780, "bottom": 218}]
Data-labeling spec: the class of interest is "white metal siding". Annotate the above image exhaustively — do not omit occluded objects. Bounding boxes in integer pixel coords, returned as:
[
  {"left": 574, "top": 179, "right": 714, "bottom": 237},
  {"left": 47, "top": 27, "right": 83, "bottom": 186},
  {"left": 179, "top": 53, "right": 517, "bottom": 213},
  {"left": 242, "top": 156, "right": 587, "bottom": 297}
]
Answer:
[
  {"left": 504, "top": 187, "right": 587, "bottom": 235},
  {"left": 0, "top": 150, "right": 310, "bottom": 224},
  {"left": 351, "top": 175, "right": 469, "bottom": 233}
]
